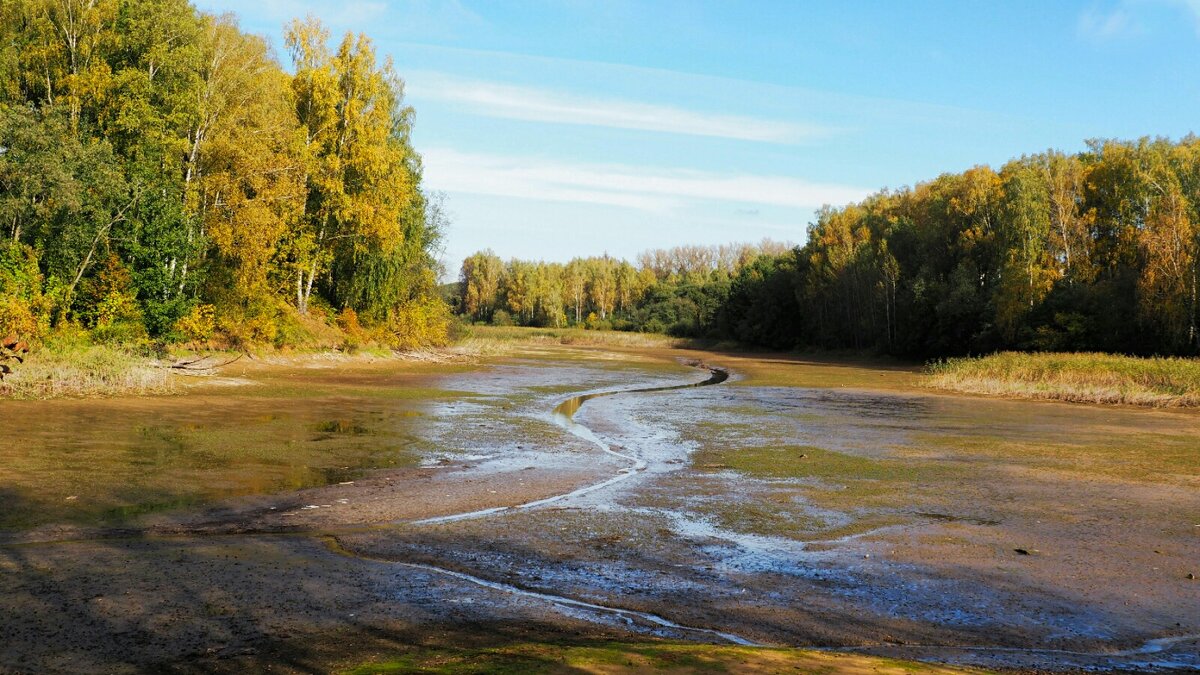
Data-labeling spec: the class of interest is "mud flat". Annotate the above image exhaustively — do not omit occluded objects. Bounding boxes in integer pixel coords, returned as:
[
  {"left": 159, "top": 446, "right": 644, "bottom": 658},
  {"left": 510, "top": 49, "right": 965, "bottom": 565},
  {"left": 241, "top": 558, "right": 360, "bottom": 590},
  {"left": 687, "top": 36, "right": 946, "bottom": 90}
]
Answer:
[{"left": 1, "top": 342, "right": 1197, "bottom": 672}]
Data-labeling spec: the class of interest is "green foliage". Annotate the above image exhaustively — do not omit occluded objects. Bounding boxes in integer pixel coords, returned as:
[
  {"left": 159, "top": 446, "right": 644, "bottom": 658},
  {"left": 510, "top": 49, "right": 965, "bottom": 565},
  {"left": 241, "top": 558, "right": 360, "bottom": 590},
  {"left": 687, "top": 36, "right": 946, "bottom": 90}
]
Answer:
[
  {"left": 459, "top": 136, "right": 1200, "bottom": 358},
  {"left": 790, "top": 137, "right": 1200, "bottom": 356},
  {"left": 0, "top": 242, "right": 51, "bottom": 336},
  {"left": 0, "top": 2, "right": 445, "bottom": 353},
  {"left": 457, "top": 241, "right": 784, "bottom": 337},
  {"left": 490, "top": 309, "right": 514, "bottom": 327}
]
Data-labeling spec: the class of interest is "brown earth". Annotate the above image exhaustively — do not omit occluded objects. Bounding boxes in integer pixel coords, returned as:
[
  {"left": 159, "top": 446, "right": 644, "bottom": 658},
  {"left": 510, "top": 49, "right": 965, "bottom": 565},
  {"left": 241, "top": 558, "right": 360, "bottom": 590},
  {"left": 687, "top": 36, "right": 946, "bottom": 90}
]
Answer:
[{"left": 0, "top": 341, "right": 1197, "bottom": 673}]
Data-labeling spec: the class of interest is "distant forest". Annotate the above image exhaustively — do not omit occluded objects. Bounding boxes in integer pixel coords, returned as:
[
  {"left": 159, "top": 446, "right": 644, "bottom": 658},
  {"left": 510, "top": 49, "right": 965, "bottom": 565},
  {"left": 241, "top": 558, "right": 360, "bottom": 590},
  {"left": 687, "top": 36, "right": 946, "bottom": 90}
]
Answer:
[
  {"left": 460, "top": 136, "right": 1200, "bottom": 357},
  {"left": 0, "top": 0, "right": 447, "bottom": 348}
]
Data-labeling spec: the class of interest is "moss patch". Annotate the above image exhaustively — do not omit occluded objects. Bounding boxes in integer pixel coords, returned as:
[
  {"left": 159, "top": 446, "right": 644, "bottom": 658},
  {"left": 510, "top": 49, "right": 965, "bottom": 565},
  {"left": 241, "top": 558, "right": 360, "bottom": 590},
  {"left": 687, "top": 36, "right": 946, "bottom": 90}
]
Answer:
[{"left": 341, "top": 641, "right": 989, "bottom": 674}]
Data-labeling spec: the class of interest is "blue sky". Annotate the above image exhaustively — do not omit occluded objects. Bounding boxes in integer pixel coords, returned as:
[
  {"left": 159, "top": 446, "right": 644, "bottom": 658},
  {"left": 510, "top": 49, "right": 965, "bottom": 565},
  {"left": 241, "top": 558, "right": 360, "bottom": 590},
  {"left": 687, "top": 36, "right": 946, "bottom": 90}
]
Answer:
[{"left": 195, "top": 0, "right": 1200, "bottom": 273}]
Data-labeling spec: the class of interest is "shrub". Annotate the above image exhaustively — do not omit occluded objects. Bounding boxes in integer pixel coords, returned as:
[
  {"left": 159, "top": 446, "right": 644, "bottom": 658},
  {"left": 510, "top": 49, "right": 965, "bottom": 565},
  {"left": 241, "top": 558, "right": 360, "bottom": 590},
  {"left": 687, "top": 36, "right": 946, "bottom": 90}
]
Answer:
[
  {"left": 0, "top": 243, "right": 50, "bottom": 337},
  {"left": 491, "top": 309, "right": 514, "bottom": 327},
  {"left": 388, "top": 295, "right": 450, "bottom": 349},
  {"left": 338, "top": 307, "right": 365, "bottom": 351},
  {"left": 0, "top": 295, "right": 39, "bottom": 337},
  {"left": 174, "top": 304, "right": 217, "bottom": 343}
]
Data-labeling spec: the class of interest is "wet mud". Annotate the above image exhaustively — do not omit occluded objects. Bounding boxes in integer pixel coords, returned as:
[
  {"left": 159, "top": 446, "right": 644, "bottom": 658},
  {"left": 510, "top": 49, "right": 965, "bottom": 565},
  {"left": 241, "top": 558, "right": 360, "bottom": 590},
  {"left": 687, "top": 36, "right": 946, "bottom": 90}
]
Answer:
[{"left": 1, "top": 346, "right": 1198, "bottom": 672}]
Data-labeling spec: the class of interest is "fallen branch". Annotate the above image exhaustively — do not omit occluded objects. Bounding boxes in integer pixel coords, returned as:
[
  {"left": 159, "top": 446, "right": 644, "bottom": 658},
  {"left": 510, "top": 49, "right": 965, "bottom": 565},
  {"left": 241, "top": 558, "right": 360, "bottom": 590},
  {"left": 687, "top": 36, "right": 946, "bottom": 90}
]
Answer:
[{"left": 163, "top": 352, "right": 245, "bottom": 373}]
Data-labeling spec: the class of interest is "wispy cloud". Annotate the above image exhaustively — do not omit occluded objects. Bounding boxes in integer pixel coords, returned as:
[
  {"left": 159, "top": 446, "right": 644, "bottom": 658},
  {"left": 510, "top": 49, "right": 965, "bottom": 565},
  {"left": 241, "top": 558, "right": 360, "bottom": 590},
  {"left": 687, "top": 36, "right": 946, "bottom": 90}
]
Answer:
[
  {"left": 1078, "top": 0, "right": 1200, "bottom": 40},
  {"left": 1078, "top": 5, "right": 1142, "bottom": 39},
  {"left": 410, "top": 73, "right": 832, "bottom": 144},
  {"left": 421, "top": 148, "right": 871, "bottom": 212}
]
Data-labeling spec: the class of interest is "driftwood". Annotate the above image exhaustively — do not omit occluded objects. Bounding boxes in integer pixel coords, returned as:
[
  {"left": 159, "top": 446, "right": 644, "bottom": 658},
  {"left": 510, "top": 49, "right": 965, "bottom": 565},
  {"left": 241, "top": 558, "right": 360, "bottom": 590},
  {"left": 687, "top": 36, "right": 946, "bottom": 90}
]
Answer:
[{"left": 162, "top": 352, "right": 244, "bottom": 375}]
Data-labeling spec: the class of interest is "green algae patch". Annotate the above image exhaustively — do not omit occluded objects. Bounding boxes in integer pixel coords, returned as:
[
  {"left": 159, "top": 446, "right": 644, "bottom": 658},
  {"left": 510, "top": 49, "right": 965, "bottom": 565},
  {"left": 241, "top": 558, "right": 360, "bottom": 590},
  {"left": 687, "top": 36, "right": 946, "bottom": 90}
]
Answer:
[
  {"left": 341, "top": 641, "right": 989, "bottom": 674},
  {"left": 909, "top": 429, "right": 1200, "bottom": 484},
  {"left": 0, "top": 361, "right": 451, "bottom": 530}
]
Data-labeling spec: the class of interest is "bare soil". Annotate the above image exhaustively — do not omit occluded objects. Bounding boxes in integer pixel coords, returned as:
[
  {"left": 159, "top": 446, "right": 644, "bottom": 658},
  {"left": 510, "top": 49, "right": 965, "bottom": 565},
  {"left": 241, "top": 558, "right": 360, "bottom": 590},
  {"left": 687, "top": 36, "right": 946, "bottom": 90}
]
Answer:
[{"left": 1, "top": 342, "right": 1196, "bottom": 673}]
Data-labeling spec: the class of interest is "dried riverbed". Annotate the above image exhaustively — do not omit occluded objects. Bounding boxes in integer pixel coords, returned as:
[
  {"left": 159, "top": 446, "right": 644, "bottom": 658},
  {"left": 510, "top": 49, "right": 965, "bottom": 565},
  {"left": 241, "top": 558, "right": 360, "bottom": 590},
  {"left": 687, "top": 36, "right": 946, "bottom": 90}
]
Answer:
[{"left": 1, "top": 344, "right": 1197, "bottom": 673}]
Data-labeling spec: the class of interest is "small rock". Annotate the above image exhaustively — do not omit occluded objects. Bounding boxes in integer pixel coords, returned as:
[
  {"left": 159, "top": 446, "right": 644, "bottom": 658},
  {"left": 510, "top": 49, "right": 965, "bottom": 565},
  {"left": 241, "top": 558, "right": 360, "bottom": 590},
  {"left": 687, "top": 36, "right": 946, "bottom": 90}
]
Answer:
[
  {"left": 64, "top": 495, "right": 77, "bottom": 501},
  {"left": 1014, "top": 548, "right": 1037, "bottom": 556},
  {"left": 1188, "top": 573, "right": 1196, "bottom": 580}
]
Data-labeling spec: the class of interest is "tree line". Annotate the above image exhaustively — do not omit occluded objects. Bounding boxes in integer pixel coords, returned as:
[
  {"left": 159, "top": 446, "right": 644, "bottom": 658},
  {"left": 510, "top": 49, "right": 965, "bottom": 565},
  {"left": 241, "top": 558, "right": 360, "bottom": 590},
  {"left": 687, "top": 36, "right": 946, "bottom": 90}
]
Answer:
[
  {"left": 462, "top": 136, "right": 1200, "bottom": 357},
  {"left": 0, "top": 0, "right": 447, "bottom": 348},
  {"left": 456, "top": 241, "right": 791, "bottom": 335}
]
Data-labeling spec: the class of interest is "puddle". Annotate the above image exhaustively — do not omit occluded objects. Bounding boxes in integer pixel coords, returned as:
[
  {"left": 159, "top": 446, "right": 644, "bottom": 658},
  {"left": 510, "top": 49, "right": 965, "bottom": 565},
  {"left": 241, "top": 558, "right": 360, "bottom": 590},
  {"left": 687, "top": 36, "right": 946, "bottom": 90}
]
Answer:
[{"left": 0, "top": 369, "right": 439, "bottom": 530}]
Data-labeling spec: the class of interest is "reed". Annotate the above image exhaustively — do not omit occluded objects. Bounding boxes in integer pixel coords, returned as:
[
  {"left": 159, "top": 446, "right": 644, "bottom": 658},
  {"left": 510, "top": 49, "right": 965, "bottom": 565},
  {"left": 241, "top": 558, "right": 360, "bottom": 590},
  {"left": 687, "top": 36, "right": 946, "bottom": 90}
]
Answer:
[{"left": 926, "top": 351, "right": 1200, "bottom": 406}]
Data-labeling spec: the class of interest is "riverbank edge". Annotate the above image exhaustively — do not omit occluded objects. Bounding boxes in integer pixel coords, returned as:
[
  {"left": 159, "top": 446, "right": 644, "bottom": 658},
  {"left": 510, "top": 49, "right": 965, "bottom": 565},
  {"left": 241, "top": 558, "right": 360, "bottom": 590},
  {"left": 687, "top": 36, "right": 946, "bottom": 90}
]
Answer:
[{"left": 925, "top": 351, "right": 1200, "bottom": 408}]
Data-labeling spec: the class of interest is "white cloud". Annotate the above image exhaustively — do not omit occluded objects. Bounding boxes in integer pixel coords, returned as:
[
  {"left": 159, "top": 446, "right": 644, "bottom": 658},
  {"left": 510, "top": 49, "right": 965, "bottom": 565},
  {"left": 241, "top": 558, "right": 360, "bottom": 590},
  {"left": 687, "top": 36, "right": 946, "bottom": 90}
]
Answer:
[
  {"left": 410, "top": 73, "right": 831, "bottom": 144},
  {"left": 1078, "top": 6, "right": 1141, "bottom": 39},
  {"left": 421, "top": 148, "right": 871, "bottom": 213},
  {"left": 1078, "top": 0, "right": 1200, "bottom": 40}
]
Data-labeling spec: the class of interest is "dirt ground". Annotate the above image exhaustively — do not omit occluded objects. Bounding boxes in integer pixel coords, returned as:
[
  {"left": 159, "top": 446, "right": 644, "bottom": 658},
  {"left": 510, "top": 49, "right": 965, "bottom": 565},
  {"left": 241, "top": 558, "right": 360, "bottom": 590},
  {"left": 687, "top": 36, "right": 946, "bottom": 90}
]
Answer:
[{"left": 0, "top": 343, "right": 1197, "bottom": 673}]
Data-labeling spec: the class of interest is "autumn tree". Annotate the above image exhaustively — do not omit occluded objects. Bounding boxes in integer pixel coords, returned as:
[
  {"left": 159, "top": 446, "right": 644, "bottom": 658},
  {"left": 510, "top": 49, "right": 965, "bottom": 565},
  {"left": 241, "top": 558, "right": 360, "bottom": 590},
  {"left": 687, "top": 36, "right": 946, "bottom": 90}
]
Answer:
[
  {"left": 285, "top": 17, "right": 416, "bottom": 315},
  {"left": 459, "top": 250, "right": 503, "bottom": 321}
]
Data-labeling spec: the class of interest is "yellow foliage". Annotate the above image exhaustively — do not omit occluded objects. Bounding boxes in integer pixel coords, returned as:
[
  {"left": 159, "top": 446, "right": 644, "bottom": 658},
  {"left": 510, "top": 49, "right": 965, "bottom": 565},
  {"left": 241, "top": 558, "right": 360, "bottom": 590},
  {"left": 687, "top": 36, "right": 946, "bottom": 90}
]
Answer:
[
  {"left": 216, "top": 310, "right": 277, "bottom": 347},
  {"left": 388, "top": 296, "right": 449, "bottom": 349},
  {"left": 174, "top": 304, "right": 216, "bottom": 342},
  {"left": 93, "top": 290, "right": 140, "bottom": 329},
  {"left": 337, "top": 307, "right": 365, "bottom": 350},
  {"left": 0, "top": 295, "right": 39, "bottom": 337}
]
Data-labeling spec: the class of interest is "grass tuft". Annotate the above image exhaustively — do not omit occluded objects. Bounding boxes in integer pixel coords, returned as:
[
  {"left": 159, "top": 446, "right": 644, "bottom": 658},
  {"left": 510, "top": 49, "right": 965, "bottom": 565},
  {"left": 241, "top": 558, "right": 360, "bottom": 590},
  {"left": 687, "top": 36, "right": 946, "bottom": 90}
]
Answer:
[
  {"left": 926, "top": 351, "right": 1200, "bottom": 406},
  {"left": 0, "top": 341, "right": 173, "bottom": 399}
]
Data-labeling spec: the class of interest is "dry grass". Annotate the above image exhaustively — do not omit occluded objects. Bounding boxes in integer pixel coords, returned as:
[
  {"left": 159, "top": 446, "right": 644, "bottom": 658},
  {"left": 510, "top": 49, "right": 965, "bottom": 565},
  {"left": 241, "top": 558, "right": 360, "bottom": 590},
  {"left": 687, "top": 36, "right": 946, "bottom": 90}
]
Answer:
[
  {"left": 0, "top": 342, "right": 174, "bottom": 399},
  {"left": 453, "top": 325, "right": 678, "bottom": 357},
  {"left": 926, "top": 351, "right": 1200, "bottom": 406}
]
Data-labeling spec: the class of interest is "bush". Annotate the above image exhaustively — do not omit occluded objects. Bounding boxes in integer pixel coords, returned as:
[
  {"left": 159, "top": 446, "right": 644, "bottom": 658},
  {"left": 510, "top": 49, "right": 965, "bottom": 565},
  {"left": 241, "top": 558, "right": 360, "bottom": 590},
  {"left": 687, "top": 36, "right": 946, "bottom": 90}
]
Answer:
[
  {"left": 668, "top": 319, "right": 700, "bottom": 337},
  {"left": 0, "top": 295, "right": 39, "bottom": 337},
  {"left": 491, "top": 309, "right": 515, "bottom": 327},
  {"left": 0, "top": 243, "right": 50, "bottom": 337},
  {"left": 642, "top": 318, "right": 666, "bottom": 334},
  {"left": 337, "top": 307, "right": 365, "bottom": 351},
  {"left": 387, "top": 295, "right": 450, "bottom": 349},
  {"left": 90, "top": 319, "right": 148, "bottom": 345},
  {"left": 174, "top": 304, "right": 217, "bottom": 343},
  {"left": 585, "top": 315, "right": 613, "bottom": 331}
]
